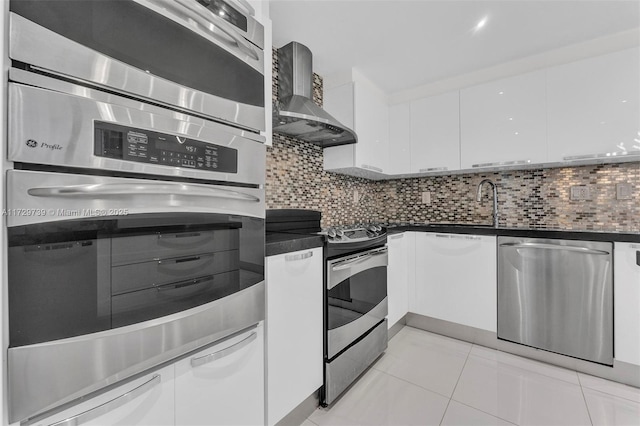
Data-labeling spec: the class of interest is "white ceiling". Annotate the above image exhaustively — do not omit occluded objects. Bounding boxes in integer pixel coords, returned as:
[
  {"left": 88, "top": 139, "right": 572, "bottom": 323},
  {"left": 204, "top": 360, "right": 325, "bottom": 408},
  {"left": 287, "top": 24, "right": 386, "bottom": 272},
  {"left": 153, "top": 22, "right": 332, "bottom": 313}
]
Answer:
[{"left": 269, "top": 0, "right": 640, "bottom": 98}]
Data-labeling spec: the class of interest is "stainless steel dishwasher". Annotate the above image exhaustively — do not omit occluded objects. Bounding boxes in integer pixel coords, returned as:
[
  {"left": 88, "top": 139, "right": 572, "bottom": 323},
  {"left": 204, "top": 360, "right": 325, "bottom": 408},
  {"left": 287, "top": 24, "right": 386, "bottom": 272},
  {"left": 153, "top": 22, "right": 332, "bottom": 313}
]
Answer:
[{"left": 498, "top": 236, "right": 613, "bottom": 365}]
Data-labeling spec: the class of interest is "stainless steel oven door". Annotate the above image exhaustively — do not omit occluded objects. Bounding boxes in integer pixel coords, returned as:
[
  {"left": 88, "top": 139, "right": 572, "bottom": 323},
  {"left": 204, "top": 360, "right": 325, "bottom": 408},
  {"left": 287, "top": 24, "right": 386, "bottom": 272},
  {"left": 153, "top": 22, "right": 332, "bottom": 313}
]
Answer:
[
  {"left": 6, "top": 169, "right": 265, "bottom": 423},
  {"left": 8, "top": 70, "right": 265, "bottom": 186},
  {"left": 9, "top": 0, "right": 265, "bottom": 131},
  {"left": 326, "top": 247, "right": 388, "bottom": 359}
]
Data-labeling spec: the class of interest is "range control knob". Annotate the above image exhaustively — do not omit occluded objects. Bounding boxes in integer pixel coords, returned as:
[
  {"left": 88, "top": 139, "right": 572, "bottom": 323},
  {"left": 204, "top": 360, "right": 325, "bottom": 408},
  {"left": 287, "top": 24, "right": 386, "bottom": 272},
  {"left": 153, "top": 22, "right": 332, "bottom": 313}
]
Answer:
[
  {"left": 327, "top": 228, "right": 337, "bottom": 239},
  {"left": 336, "top": 229, "right": 345, "bottom": 238}
]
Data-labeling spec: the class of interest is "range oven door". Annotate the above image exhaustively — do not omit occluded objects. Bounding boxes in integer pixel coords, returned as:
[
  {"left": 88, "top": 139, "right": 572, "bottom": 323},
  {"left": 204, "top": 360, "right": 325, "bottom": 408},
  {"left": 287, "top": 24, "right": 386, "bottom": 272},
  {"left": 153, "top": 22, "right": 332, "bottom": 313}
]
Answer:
[
  {"left": 326, "top": 246, "right": 388, "bottom": 359},
  {"left": 6, "top": 170, "right": 265, "bottom": 423},
  {"left": 9, "top": 0, "right": 265, "bottom": 131}
]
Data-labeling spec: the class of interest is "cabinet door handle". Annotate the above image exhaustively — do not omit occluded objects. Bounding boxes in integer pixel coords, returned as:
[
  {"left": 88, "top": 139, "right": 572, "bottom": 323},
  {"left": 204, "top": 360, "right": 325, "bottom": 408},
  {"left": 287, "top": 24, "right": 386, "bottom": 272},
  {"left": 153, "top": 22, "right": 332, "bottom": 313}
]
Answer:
[
  {"left": 390, "top": 234, "right": 404, "bottom": 240},
  {"left": 191, "top": 331, "right": 257, "bottom": 368},
  {"left": 472, "top": 160, "right": 531, "bottom": 168},
  {"left": 435, "top": 234, "right": 482, "bottom": 241},
  {"left": 563, "top": 151, "right": 640, "bottom": 161},
  {"left": 419, "top": 167, "right": 447, "bottom": 172},
  {"left": 285, "top": 251, "right": 314, "bottom": 262},
  {"left": 50, "top": 375, "right": 161, "bottom": 426},
  {"left": 360, "top": 164, "right": 384, "bottom": 173}
]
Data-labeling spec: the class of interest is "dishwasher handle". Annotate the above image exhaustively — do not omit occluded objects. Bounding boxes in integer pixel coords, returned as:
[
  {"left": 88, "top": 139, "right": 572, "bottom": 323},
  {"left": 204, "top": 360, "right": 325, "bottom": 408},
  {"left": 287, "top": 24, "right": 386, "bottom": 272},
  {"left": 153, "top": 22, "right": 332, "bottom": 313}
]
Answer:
[{"left": 499, "top": 242, "right": 610, "bottom": 256}]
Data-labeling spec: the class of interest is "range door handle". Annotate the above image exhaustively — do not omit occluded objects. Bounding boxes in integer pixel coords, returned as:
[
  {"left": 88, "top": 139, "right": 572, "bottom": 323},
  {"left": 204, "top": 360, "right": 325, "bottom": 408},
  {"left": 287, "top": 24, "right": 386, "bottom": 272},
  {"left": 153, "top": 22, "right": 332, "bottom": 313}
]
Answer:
[
  {"left": 331, "top": 247, "right": 388, "bottom": 271},
  {"left": 190, "top": 331, "right": 257, "bottom": 368},
  {"left": 50, "top": 374, "right": 161, "bottom": 426},
  {"left": 28, "top": 182, "right": 260, "bottom": 202},
  {"left": 499, "top": 242, "right": 610, "bottom": 255}
]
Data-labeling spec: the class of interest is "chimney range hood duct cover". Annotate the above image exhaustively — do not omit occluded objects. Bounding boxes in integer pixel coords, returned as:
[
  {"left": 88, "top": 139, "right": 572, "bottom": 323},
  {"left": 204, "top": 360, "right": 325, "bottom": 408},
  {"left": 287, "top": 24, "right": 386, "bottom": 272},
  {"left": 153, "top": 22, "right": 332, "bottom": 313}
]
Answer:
[{"left": 273, "top": 42, "right": 357, "bottom": 147}]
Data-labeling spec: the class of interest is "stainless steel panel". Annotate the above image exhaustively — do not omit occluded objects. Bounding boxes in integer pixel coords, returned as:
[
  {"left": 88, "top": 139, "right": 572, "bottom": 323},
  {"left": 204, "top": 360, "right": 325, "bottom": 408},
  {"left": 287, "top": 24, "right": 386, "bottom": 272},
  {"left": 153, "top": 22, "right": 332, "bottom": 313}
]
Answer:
[
  {"left": 8, "top": 281, "right": 265, "bottom": 423},
  {"left": 8, "top": 81, "right": 265, "bottom": 185},
  {"left": 10, "top": 13, "right": 265, "bottom": 131},
  {"left": 327, "top": 298, "right": 388, "bottom": 359},
  {"left": 111, "top": 229, "right": 239, "bottom": 266},
  {"left": 327, "top": 247, "right": 388, "bottom": 290},
  {"left": 325, "top": 320, "right": 387, "bottom": 405},
  {"left": 6, "top": 170, "right": 264, "bottom": 227},
  {"left": 498, "top": 236, "right": 613, "bottom": 365}
]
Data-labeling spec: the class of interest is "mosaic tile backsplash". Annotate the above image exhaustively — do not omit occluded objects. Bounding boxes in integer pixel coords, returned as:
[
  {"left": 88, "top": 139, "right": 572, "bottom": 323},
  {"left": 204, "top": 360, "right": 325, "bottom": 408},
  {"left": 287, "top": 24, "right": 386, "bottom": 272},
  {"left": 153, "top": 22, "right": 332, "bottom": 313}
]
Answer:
[{"left": 267, "top": 49, "right": 640, "bottom": 232}]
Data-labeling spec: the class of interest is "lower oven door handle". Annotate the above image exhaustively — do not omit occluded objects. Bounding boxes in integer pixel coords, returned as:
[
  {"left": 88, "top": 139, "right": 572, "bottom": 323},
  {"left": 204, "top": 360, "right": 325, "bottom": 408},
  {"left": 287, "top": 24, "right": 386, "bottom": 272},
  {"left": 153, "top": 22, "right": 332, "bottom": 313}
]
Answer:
[
  {"left": 50, "top": 374, "right": 161, "bottom": 426},
  {"left": 190, "top": 331, "right": 257, "bottom": 368},
  {"left": 27, "top": 183, "right": 261, "bottom": 202},
  {"left": 154, "top": 274, "right": 215, "bottom": 291}
]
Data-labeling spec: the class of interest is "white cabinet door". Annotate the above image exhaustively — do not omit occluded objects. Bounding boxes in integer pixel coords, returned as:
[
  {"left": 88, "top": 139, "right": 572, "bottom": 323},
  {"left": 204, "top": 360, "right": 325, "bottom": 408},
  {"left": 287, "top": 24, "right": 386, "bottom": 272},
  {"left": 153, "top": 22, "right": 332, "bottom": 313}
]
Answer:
[
  {"left": 34, "top": 366, "right": 175, "bottom": 426},
  {"left": 354, "top": 77, "right": 389, "bottom": 173},
  {"left": 614, "top": 242, "right": 640, "bottom": 366},
  {"left": 410, "top": 91, "right": 460, "bottom": 173},
  {"left": 414, "top": 233, "right": 497, "bottom": 332},
  {"left": 387, "top": 233, "right": 410, "bottom": 327},
  {"left": 387, "top": 103, "right": 411, "bottom": 175},
  {"left": 460, "top": 70, "right": 547, "bottom": 170},
  {"left": 324, "top": 72, "right": 389, "bottom": 175},
  {"left": 175, "top": 325, "right": 265, "bottom": 426},
  {"left": 266, "top": 248, "right": 323, "bottom": 425},
  {"left": 547, "top": 48, "right": 640, "bottom": 162}
]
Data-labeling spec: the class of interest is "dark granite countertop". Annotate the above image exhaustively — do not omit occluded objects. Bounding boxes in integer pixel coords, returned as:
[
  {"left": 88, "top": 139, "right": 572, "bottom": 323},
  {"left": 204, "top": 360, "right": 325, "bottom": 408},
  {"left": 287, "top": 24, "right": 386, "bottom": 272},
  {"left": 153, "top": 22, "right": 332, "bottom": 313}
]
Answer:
[
  {"left": 266, "top": 232, "right": 325, "bottom": 257},
  {"left": 386, "top": 223, "right": 640, "bottom": 243}
]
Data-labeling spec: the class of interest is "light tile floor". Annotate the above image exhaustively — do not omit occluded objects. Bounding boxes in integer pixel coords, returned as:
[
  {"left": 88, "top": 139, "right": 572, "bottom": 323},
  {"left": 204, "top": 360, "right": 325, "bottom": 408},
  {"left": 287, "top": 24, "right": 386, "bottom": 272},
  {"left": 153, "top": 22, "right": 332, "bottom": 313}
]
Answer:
[{"left": 307, "top": 326, "right": 640, "bottom": 426}]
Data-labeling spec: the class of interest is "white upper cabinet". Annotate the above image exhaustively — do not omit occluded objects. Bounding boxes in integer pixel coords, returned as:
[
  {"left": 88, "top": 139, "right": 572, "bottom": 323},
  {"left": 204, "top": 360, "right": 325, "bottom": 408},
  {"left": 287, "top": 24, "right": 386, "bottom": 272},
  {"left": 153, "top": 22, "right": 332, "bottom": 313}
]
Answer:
[
  {"left": 324, "top": 70, "right": 389, "bottom": 177},
  {"left": 460, "top": 70, "right": 547, "bottom": 170},
  {"left": 547, "top": 47, "right": 640, "bottom": 162},
  {"left": 410, "top": 91, "right": 460, "bottom": 174},
  {"left": 387, "top": 103, "right": 411, "bottom": 175}
]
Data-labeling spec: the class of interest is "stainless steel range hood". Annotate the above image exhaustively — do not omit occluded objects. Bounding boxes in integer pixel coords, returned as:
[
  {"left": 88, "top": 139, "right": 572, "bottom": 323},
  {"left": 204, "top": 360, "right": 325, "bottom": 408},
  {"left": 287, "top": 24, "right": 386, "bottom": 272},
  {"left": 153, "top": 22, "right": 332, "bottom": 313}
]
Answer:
[{"left": 273, "top": 42, "right": 357, "bottom": 147}]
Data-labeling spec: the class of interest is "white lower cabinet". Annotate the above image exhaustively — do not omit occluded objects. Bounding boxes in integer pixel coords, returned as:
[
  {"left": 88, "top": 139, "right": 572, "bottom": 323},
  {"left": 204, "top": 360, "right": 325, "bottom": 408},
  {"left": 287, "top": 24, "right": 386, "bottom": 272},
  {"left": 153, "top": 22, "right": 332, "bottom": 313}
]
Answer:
[
  {"left": 414, "top": 233, "right": 497, "bottom": 332},
  {"left": 387, "top": 232, "right": 415, "bottom": 327},
  {"left": 266, "top": 248, "right": 323, "bottom": 425},
  {"left": 613, "top": 243, "right": 640, "bottom": 366},
  {"left": 175, "top": 325, "right": 265, "bottom": 426},
  {"left": 34, "top": 365, "right": 175, "bottom": 426}
]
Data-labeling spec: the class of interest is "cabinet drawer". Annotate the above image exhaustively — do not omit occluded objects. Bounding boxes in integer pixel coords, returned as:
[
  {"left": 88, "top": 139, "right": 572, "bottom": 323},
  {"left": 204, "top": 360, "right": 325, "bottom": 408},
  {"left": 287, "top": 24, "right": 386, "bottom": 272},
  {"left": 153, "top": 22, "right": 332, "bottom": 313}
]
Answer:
[
  {"left": 112, "top": 270, "right": 240, "bottom": 327},
  {"left": 111, "top": 229, "right": 239, "bottom": 266},
  {"left": 112, "top": 250, "right": 239, "bottom": 294}
]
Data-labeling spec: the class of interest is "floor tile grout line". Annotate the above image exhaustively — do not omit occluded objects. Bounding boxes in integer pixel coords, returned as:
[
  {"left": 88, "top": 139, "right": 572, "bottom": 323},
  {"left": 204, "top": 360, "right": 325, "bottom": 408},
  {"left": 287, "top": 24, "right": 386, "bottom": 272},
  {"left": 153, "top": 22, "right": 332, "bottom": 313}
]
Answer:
[
  {"left": 468, "top": 347, "right": 583, "bottom": 387},
  {"left": 372, "top": 366, "right": 454, "bottom": 401},
  {"left": 580, "top": 383, "right": 640, "bottom": 405},
  {"left": 438, "top": 343, "right": 473, "bottom": 425},
  {"left": 577, "top": 371, "right": 595, "bottom": 426},
  {"left": 448, "top": 399, "right": 519, "bottom": 426},
  {"left": 577, "top": 374, "right": 640, "bottom": 404}
]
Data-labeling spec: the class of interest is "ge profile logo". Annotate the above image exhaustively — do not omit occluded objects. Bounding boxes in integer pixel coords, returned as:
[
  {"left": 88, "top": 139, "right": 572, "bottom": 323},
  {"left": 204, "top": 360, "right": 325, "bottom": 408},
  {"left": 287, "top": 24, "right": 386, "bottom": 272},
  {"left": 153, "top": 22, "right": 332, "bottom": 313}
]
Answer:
[{"left": 25, "top": 139, "right": 38, "bottom": 148}]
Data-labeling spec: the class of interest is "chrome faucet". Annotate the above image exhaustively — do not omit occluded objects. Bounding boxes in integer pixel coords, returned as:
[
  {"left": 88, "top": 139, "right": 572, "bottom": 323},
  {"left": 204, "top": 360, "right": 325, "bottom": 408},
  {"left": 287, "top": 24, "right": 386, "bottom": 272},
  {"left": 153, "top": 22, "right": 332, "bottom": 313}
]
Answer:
[{"left": 476, "top": 179, "right": 499, "bottom": 228}]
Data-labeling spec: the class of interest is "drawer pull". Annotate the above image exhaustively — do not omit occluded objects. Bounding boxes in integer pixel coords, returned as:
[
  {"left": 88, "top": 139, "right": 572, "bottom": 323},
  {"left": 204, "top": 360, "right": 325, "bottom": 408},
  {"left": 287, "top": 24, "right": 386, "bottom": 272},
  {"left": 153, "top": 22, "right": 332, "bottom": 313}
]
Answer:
[
  {"left": 154, "top": 274, "right": 214, "bottom": 291},
  {"left": 50, "top": 374, "right": 161, "bottom": 426},
  {"left": 390, "top": 234, "right": 404, "bottom": 240},
  {"left": 284, "top": 251, "right": 313, "bottom": 262},
  {"left": 360, "top": 164, "right": 384, "bottom": 173},
  {"left": 191, "top": 331, "right": 257, "bottom": 368}
]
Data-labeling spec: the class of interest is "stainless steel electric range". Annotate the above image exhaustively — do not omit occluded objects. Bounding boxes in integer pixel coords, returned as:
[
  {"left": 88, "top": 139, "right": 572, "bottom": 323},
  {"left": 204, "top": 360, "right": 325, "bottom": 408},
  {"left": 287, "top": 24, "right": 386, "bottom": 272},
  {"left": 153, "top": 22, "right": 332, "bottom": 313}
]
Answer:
[{"left": 321, "top": 225, "right": 389, "bottom": 405}]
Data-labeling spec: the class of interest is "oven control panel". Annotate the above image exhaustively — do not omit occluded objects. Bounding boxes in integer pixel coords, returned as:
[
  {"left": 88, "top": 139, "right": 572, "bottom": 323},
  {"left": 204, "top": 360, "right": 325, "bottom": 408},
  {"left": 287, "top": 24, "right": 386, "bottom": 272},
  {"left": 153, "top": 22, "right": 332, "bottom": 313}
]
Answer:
[{"left": 94, "top": 121, "right": 238, "bottom": 173}]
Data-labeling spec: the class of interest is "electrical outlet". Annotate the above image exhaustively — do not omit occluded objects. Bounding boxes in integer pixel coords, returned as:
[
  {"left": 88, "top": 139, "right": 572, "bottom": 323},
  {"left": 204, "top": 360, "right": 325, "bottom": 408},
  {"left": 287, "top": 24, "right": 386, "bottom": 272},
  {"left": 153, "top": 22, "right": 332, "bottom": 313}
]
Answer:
[
  {"left": 616, "top": 183, "right": 632, "bottom": 200},
  {"left": 421, "top": 191, "right": 431, "bottom": 204},
  {"left": 570, "top": 185, "right": 592, "bottom": 200}
]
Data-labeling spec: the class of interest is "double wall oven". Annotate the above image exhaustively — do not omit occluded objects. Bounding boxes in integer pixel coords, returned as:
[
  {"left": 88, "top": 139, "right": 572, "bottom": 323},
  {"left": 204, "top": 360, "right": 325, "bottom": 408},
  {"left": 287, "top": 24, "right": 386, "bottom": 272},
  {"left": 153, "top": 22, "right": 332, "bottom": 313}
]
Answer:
[{"left": 6, "top": 0, "right": 265, "bottom": 423}]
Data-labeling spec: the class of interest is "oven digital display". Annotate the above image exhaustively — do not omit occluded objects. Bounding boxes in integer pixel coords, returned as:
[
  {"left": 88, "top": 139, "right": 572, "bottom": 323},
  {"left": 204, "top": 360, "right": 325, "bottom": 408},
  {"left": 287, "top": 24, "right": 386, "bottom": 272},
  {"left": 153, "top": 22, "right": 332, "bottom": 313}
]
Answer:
[{"left": 94, "top": 121, "right": 238, "bottom": 173}]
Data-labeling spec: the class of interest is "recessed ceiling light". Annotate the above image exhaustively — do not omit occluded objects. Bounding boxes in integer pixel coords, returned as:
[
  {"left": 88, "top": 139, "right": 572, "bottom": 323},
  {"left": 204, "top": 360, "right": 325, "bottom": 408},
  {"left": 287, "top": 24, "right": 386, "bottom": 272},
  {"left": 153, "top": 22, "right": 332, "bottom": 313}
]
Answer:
[
  {"left": 498, "top": 91, "right": 504, "bottom": 95},
  {"left": 475, "top": 16, "right": 489, "bottom": 32}
]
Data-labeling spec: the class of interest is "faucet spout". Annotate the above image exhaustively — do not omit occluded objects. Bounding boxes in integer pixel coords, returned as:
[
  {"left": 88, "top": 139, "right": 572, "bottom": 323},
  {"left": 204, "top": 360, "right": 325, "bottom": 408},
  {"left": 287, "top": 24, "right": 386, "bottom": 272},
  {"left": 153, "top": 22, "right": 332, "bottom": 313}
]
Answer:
[{"left": 476, "top": 179, "right": 499, "bottom": 228}]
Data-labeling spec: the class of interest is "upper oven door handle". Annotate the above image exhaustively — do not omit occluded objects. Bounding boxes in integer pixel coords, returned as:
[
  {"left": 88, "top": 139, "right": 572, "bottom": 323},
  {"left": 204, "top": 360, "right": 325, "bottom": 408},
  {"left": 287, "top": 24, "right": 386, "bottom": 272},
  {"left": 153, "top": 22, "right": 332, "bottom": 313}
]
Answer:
[
  {"left": 28, "top": 182, "right": 261, "bottom": 202},
  {"left": 328, "top": 247, "right": 388, "bottom": 290},
  {"left": 145, "top": 0, "right": 260, "bottom": 61}
]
